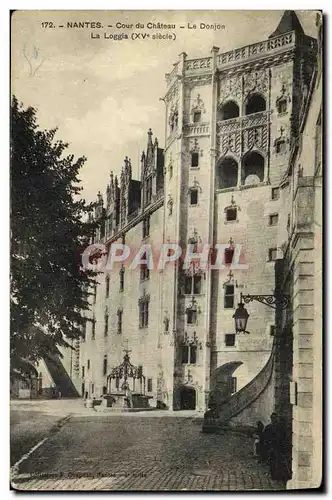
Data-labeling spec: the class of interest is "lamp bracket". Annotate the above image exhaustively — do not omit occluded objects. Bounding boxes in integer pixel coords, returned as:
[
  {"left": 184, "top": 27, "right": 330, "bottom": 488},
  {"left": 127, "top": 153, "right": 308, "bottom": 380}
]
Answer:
[{"left": 241, "top": 293, "right": 290, "bottom": 310}]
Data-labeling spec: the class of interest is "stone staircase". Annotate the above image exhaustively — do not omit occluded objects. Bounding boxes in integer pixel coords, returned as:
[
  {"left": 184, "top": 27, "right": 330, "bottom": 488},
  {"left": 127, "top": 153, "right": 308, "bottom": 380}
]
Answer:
[{"left": 203, "top": 339, "right": 276, "bottom": 432}]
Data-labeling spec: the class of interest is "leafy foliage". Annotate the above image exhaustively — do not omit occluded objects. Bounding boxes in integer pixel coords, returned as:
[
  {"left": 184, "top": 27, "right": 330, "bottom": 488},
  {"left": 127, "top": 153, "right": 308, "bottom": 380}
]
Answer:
[{"left": 11, "top": 96, "right": 96, "bottom": 379}]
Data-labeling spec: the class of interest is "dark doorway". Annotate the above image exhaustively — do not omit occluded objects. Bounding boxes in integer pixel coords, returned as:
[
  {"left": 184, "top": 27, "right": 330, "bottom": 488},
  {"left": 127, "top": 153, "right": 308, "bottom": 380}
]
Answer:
[
  {"left": 81, "top": 383, "right": 85, "bottom": 398},
  {"left": 180, "top": 386, "right": 196, "bottom": 410}
]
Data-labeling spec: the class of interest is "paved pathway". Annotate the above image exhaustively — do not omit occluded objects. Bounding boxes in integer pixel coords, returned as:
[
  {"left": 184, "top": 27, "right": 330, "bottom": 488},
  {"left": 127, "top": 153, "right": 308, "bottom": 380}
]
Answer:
[{"left": 11, "top": 413, "right": 285, "bottom": 491}]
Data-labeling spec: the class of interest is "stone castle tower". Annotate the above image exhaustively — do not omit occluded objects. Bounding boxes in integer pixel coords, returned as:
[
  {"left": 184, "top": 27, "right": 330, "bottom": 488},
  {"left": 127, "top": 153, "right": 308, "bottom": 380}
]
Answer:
[{"left": 161, "top": 11, "right": 316, "bottom": 410}]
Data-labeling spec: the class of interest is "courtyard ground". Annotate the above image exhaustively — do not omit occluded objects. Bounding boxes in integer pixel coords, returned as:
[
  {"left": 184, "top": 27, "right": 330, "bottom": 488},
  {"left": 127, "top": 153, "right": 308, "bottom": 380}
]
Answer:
[{"left": 10, "top": 400, "right": 285, "bottom": 491}]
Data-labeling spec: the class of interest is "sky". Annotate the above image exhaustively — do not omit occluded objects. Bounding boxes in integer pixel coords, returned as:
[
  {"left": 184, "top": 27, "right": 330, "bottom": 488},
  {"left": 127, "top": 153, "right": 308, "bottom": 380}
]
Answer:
[{"left": 11, "top": 10, "right": 318, "bottom": 203}]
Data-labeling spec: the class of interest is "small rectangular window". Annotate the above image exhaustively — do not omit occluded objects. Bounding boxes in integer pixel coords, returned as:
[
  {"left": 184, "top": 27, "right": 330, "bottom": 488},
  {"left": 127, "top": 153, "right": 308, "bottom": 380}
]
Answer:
[
  {"left": 193, "top": 111, "right": 201, "bottom": 123},
  {"left": 184, "top": 276, "right": 192, "bottom": 295},
  {"left": 193, "top": 275, "right": 201, "bottom": 295},
  {"left": 224, "top": 285, "right": 234, "bottom": 309},
  {"left": 181, "top": 345, "right": 189, "bottom": 364},
  {"left": 91, "top": 318, "right": 96, "bottom": 339},
  {"left": 139, "top": 301, "right": 149, "bottom": 328},
  {"left": 268, "top": 248, "right": 277, "bottom": 261},
  {"left": 270, "top": 325, "right": 276, "bottom": 336},
  {"left": 224, "top": 248, "right": 234, "bottom": 265},
  {"left": 187, "top": 309, "right": 197, "bottom": 325},
  {"left": 91, "top": 384, "right": 94, "bottom": 394},
  {"left": 103, "top": 357, "right": 107, "bottom": 375},
  {"left": 191, "top": 152, "right": 199, "bottom": 168},
  {"left": 115, "top": 378, "right": 120, "bottom": 389},
  {"left": 225, "top": 333, "right": 236, "bottom": 347},
  {"left": 190, "top": 189, "right": 198, "bottom": 205},
  {"left": 145, "top": 177, "right": 153, "bottom": 205},
  {"left": 140, "top": 260, "right": 150, "bottom": 281},
  {"left": 117, "top": 309, "right": 123, "bottom": 334},
  {"left": 269, "top": 214, "right": 279, "bottom": 226},
  {"left": 271, "top": 187, "right": 280, "bottom": 200},
  {"left": 104, "top": 312, "right": 109, "bottom": 337},
  {"left": 105, "top": 275, "right": 110, "bottom": 298},
  {"left": 147, "top": 378, "right": 153, "bottom": 392},
  {"left": 190, "top": 345, "right": 197, "bottom": 364},
  {"left": 119, "top": 267, "right": 124, "bottom": 291},
  {"left": 277, "top": 99, "right": 287, "bottom": 115},
  {"left": 87, "top": 359, "right": 90, "bottom": 370},
  {"left": 226, "top": 207, "right": 237, "bottom": 222},
  {"left": 230, "top": 377, "right": 237, "bottom": 394},
  {"left": 143, "top": 216, "right": 150, "bottom": 238},
  {"left": 82, "top": 366, "right": 85, "bottom": 378}
]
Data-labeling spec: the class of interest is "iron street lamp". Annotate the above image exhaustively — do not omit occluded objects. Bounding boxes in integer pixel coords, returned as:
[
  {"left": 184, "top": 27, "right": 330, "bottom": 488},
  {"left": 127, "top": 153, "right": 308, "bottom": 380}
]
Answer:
[
  {"left": 233, "top": 302, "right": 250, "bottom": 334},
  {"left": 233, "top": 292, "right": 290, "bottom": 334}
]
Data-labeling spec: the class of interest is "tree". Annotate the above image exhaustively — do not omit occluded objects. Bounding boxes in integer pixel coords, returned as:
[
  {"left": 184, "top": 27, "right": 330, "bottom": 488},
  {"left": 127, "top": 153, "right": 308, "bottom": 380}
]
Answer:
[{"left": 11, "top": 96, "right": 97, "bottom": 379}]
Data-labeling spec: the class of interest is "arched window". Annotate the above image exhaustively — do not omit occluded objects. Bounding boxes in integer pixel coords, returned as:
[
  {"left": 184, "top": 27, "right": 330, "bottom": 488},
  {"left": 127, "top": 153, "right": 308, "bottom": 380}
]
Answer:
[
  {"left": 245, "top": 94, "right": 266, "bottom": 115},
  {"left": 219, "top": 101, "right": 239, "bottom": 121},
  {"left": 216, "top": 157, "right": 238, "bottom": 189},
  {"left": 242, "top": 152, "right": 265, "bottom": 185}
]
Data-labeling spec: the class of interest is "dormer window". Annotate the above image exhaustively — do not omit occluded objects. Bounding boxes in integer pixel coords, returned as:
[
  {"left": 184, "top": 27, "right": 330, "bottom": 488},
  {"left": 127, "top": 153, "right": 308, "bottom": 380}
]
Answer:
[
  {"left": 144, "top": 176, "right": 153, "bottom": 206},
  {"left": 193, "top": 111, "right": 201, "bottom": 123}
]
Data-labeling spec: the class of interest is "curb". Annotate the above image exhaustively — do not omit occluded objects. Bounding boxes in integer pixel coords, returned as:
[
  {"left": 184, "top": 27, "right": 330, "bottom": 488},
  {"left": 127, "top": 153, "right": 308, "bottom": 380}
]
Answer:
[{"left": 11, "top": 414, "right": 72, "bottom": 479}]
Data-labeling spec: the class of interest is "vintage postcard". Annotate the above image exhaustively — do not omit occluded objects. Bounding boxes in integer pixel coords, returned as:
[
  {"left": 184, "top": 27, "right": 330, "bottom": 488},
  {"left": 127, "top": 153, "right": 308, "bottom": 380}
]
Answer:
[{"left": 10, "top": 10, "right": 323, "bottom": 491}]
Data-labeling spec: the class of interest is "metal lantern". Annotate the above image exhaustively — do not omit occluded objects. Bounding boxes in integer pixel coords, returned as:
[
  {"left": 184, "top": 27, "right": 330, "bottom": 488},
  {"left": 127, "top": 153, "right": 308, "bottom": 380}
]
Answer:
[{"left": 233, "top": 302, "right": 250, "bottom": 333}]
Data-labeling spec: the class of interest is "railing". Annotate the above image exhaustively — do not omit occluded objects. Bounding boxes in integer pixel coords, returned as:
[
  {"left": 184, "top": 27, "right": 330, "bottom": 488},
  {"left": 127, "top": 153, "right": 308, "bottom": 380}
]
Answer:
[
  {"left": 184, "top": 122, "right": 210, "bottom": 136},
  {"left": 215, "top": 339, "right": 276, "bottom": 425},
  {"left": 217, "top": 110, "right": 269, "bottom": 135},
  {"left": 174, "top": 31, "right": 314, "bottom": 80},
  {"left": 216, "top": 31, "right": 295, "bottom": 69},
  {"left": 185, "top": 57, "right": 212, "bottom": 71},
  {"left": 217, "top": 117, "right": 241, "bottom": 134}
]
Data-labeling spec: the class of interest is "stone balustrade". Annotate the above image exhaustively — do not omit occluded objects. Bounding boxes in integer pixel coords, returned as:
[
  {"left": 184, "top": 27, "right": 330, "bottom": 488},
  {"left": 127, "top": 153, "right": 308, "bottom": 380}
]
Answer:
[
  {"left": 184, "top": 122, "right": 210, "bottom": 137},
  {"left": 216, "top": 31, "right": 296, "bottom": 69}
]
